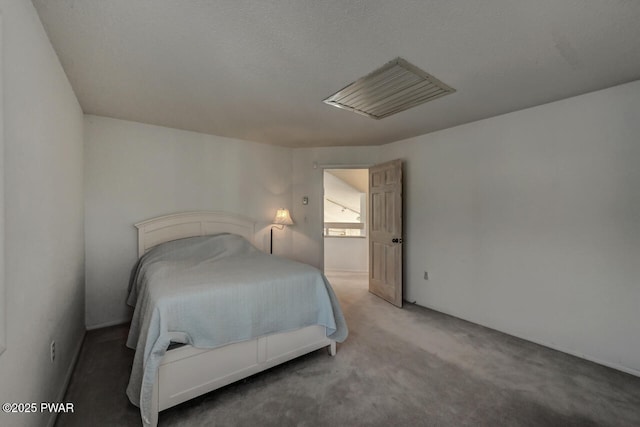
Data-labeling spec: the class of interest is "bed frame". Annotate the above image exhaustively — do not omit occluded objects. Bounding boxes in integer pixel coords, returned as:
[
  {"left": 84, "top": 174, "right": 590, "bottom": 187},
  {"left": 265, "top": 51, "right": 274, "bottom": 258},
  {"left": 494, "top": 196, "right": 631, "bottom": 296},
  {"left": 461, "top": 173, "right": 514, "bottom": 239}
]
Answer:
[{"left": 134, "top": 212, "right": 336, "bottom": 427}]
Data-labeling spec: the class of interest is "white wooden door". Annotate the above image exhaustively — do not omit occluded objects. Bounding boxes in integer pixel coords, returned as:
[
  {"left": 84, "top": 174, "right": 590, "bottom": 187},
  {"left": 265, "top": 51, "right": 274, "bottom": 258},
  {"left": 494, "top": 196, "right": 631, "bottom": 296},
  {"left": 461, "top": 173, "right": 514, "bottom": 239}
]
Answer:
[{"left": 369, "top": 159, "right": 403, "bottom": 307}]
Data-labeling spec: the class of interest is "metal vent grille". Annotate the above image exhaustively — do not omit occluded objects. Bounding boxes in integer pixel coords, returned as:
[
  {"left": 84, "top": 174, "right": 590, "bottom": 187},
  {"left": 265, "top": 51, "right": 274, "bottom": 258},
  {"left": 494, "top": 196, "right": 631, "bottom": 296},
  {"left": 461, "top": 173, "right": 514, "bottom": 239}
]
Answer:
[{"left": 323, "top": 58, "right": 455, "bottom": 120}]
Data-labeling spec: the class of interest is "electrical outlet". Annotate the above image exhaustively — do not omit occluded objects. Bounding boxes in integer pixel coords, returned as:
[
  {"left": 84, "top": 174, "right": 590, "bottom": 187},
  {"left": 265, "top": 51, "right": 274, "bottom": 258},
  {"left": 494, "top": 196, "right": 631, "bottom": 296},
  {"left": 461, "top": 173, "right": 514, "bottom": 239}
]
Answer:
[
  {"left": 424, "top": 271, "right": 429, "bottom": 280},
  {"left": 50, "top": 340, "right": 55, "bottom": 363}
]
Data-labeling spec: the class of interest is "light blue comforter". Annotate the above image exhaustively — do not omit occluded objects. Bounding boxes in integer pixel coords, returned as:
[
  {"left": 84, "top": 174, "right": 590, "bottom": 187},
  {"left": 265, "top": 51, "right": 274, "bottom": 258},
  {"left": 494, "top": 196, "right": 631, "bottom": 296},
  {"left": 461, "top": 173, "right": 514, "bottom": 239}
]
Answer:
[{"left": 125, "top": 234, "right": 348, "bottom": 426}]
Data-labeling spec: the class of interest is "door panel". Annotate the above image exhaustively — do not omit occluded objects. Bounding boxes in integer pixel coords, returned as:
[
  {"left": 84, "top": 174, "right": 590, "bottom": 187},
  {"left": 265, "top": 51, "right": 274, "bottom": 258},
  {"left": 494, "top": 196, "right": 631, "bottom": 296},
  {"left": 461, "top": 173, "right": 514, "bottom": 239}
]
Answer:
[{"left": 369, "top": 159, "right": 403, "bottom": 307}]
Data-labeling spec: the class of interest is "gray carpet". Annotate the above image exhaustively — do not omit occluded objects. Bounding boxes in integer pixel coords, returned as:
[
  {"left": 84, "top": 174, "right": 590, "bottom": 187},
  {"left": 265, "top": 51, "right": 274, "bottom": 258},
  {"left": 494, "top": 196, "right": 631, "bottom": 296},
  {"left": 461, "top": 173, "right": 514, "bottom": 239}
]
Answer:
[{"left": 57, "top": 272, "right": 640, "bottom": 426}]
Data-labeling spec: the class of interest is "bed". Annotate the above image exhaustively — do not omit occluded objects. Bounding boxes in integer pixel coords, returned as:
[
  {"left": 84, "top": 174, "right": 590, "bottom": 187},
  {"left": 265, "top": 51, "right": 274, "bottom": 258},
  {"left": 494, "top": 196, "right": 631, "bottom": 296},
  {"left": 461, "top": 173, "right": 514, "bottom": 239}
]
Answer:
[{"left": 125, "top": 212, "right": 348, "bottom": 427}]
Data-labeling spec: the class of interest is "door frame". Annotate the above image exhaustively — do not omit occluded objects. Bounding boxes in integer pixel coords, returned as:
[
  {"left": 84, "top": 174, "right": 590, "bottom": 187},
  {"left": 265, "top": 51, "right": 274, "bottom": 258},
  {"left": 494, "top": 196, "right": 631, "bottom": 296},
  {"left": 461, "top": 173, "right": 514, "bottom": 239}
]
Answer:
[{"left": 318, "top": 164, "right": 372, "bottom": 273}]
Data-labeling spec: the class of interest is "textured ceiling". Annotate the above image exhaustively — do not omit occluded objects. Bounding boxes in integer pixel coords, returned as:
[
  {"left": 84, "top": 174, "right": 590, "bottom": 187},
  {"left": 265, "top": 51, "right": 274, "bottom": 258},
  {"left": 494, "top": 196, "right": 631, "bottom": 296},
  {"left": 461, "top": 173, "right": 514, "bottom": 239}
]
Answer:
[{"left": 32, "top": 0, "right": 640, "bottom": 147}]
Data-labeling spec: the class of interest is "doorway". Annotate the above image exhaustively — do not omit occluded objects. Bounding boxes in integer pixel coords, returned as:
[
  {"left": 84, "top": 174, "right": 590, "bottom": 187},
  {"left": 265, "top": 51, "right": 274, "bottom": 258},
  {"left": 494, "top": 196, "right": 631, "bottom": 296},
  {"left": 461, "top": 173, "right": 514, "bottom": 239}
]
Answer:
[{"left": 322, "top": 169, "right": 369, "bottom": 275}]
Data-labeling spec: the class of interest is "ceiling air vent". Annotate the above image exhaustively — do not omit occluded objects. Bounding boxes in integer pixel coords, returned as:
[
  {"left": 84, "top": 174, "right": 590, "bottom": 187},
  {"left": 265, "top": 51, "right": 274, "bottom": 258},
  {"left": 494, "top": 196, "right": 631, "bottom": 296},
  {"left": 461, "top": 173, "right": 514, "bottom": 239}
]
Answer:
[{"left": 323, "top": 57, "right": 455, "bottom": 120}]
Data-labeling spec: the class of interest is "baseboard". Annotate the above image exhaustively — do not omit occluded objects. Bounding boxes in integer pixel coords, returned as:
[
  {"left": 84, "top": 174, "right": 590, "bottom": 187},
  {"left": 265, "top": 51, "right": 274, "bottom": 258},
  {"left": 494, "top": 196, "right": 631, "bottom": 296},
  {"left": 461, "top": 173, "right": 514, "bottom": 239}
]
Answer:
[
  {"left": 521, "top": 335, "right": 640, "bottom": 378},
  {"left": 416, "top": 302, "right": 640, "bottom": 378},
  {"left": 86, "top": 318, "right": 130, "bottom": 331},
  {"left": 47, "top": 330, "right": 86, "bottom": 427}
]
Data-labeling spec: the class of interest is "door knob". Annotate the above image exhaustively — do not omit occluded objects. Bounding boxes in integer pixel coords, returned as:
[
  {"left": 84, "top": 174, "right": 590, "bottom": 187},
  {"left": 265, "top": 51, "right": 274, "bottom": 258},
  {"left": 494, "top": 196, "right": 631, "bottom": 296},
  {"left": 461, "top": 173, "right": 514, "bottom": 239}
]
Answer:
[{"left": 392, "top": 238, "right": 403, "bottom": 243}]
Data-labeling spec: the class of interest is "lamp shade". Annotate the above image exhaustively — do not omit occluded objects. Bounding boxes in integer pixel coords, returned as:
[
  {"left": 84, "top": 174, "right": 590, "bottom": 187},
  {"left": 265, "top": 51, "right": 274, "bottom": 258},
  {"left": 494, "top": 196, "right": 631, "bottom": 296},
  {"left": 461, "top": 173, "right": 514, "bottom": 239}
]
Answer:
[{"left": 273, "top": 208, "right": 294, "bottom": 225}]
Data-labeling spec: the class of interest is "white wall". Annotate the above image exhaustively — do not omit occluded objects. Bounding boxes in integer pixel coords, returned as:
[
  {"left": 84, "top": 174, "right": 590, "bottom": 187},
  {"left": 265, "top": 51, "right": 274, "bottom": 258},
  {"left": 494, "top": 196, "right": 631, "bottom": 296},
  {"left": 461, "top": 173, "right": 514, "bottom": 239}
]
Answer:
[
  {"left": 324, "top": 238, "right": 368, "bottom": 272},
  {"left": 379, "top": 80, "right": 640, "bottom": 375},
  {"left": 0, "top": 1, "right": 85, "bottom": 426},
  {"left": 291, "top": 81, "right": 640, "bottom": 375},
  {"left": 0, "top": 9, "right": 4, "bottom": 360},
  {"left": 84, "top": 116, "right": 293, "bottom": 329},
  {"left": 291, "top": 147, "right": 381, "bottom": 269}
]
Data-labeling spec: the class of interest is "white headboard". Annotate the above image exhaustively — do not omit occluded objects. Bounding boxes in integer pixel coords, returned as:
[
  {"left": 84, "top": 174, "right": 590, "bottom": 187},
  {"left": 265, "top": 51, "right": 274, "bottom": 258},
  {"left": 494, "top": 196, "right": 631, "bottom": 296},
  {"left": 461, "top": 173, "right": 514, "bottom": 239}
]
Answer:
[{"left": 134, "top": 211, "right": 255, "bottom": 258}]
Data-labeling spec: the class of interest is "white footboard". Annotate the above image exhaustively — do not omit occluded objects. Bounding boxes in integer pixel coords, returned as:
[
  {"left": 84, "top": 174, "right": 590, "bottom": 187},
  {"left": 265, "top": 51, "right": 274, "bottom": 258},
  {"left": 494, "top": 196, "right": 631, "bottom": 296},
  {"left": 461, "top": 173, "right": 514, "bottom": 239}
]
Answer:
[{"left": 148, "top": 325, "right": 335, "bottom": 427}]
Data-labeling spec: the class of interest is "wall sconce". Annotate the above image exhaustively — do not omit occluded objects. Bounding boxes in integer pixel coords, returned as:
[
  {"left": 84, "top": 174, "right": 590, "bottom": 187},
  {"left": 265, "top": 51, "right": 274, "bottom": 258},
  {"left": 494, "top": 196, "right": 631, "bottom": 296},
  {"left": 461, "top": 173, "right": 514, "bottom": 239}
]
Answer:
[{"left": 271, "top": 208, "right": 294, "bottom": 254}]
